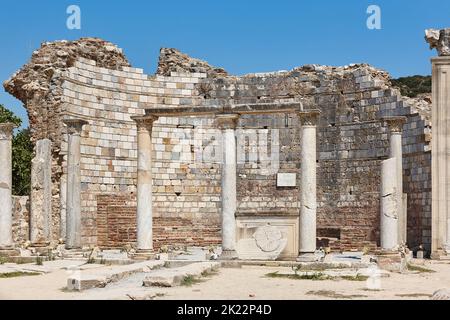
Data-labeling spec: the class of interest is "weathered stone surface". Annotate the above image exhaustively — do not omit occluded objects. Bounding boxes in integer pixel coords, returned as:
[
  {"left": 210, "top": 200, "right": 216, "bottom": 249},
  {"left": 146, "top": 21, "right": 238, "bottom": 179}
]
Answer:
[
  {"left": 67, "top": 260, "right": 165, "bottom": 291},
  {"left": 157, "top": 48, "right": 227, "bottom": 77},
  {"left": 3, "top": 38, "right": 434, "bottom": 253},
  {"left": 30, "top": 139, "right": 52, "bottom": 245},
  {"left": 3, "top": 38, "right": 130, "bottom": 245},
  {"left": 236, "top": 225, "right": 288, "bottom": 260},
  {"left": 0, "top": 123, "right": 15, "bottom": 249},
  {"left": 425, "top": 28, "right": 450, "bottom": 56},
  {"left": 12, "top": 196, "right": 30, "bottom": 246},
  {"left": 380, "top": 158, "right": 398, "bottom": 250},
  {"left": 431, "top": 288, "right": 450, "bottom": 300},
  {"left": 143, "top": 262, "right": 219, "bottom": 287},
  {"left": 64, "top": 119, "right": 87, "bottom": 249},
  {"left": 132, "top": 116, "right": 157, "bottom": 251},
  {"left": 217, "top": 114, "right": 239, "bottom": 259},
  {"left": 298, "top": 110, "right": 320, "bottom": 258},
  {"left": 430, "top": 49, "right": 450, "bottom": 255}
]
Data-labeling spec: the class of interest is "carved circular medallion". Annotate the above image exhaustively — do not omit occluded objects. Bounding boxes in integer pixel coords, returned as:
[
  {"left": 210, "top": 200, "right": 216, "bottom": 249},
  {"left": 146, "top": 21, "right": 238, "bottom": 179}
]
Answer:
[{"left": 253, "top": 225, "right": 283, "bottom": 252}]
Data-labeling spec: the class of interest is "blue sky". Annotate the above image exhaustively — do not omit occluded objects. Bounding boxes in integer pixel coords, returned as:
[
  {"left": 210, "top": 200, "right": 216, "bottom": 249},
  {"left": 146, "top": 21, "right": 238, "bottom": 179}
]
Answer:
[{"left": 1, "top": 0, "right": 449, "bottom": 127}]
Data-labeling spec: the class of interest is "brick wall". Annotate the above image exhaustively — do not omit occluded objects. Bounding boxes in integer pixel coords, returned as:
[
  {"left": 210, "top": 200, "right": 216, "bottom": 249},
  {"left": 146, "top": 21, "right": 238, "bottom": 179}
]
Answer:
[{"left": 96, "top": 194, "right": 220, "bottom": 249}]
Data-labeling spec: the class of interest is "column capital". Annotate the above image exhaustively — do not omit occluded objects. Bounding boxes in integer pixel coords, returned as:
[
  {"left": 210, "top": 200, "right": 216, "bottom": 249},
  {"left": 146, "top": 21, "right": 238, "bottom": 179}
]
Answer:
[
  {"left": 216, "top": 114, "right": 239, "bottom": 130},
  {"left": 383, "top": 116, "right": 407, "bottom": 133},
  {"left": 132, "top": 115, "right": 159, "bottom": 131},
  {"left": 0, "top": 123, "right": 17, "bottom": 140},
  {"left": 298, "top": 109, "right": 321, "bottom": 126},
  {"left": 63, "top": 119, "right": 88, "bottom": 135}
]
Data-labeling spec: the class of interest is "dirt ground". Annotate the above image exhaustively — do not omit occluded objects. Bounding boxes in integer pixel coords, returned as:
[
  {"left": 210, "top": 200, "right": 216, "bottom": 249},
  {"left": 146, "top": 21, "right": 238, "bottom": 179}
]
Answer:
[{"left": 0, "top": 260, "right": 449, "bottom": 300}]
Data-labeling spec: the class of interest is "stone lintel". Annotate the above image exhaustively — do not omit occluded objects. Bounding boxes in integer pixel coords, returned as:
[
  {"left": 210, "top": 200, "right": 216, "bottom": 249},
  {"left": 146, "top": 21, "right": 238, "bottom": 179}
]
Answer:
[
  {"left": 236, "top": 209, "right": 299, "bottom": 217},
  {"left": 383, "top": 116, "right": 407, "bottom": 133},
  {"left": 143, "top": 102, "right": 304, "bottom": 118},
  {"left": 216, "top": 114, "right": 239, "bottom": 130},
  {"left": 229, "top": 102, "right": 303, "bottom": 115},
  {"left": 298, "top": 109, "right": 321, "bottom": 126},
  {"left": 144, "top": 106, "right": 219, "bottom": 117},
  {"left": 63, "top": 119, "right": 88, "bottom": 135},
  {"left": 0, "top": 123, "right": 17, "bottom": 140}
]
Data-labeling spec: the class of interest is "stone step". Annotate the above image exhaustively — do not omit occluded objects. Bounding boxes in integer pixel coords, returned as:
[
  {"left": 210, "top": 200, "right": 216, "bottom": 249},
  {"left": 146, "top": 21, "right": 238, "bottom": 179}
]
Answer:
[
  {"left": 67, "top": 260, "right": 165, "bottom": 291},
  {"left": 143, "top": 261, "right": 219, "bottom": 287}
]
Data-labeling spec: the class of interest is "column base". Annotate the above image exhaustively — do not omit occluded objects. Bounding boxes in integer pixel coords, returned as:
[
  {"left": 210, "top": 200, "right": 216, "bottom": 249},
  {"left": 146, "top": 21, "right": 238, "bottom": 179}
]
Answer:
[
  {"left": 431, "top": 250, "right": 450, "bottom": 260},
  {"left": 219, "top": 250, "right": 238, "bottom": 260},
  {"left": 378, "top": 248, "right": 400, "bottom": 255},
  {"left": 296, "top": 252, "right": 320, "bottom": 262},
  {"left": 131, "top": 249, "right": 156, "bottom": 261}
]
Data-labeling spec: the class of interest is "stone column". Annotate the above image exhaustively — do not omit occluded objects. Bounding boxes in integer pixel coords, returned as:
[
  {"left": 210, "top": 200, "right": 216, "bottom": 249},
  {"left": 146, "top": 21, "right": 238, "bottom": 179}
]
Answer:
[
  {"left": 297, "top": 110, "right": 321, "bottom": 262},
  {"left": 30, "top": 139, "right": 52, "bottom": 246},
  {"left": 384, "top": 117, "right": 407, "bottom": 245},
  {"left": 380, "top": 157, "right": 399, "bottom": 250},
  {"left": 63, "top": 119, "right": 87, "bottom": 249},
  {"left": 217, "top": 114, "right": 239, "bottom": 260},
  {"left": 432, "top": 56, "right": 450, "bottom": 255},
  {"left": 132, "top": 116, "right": 158, "bottom": 255},
  {"left": 425, "top": 28, "right": 450, "bottom": 257},
  {"left": 0, "top": 123, "right": 16, "bottom": 250}
]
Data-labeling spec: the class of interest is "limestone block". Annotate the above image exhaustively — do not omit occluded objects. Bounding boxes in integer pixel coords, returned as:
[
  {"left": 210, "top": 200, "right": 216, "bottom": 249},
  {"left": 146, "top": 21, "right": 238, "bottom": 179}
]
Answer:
[
  {"left": 30, "top": 139, "right": 52, "bottom": 245},
  {"left": 236, "top": 217, "right": 298, "bottom": 260},
  {"left": 143, "top": 262, "right": 219, "bottom": 287},
  {"left": 431, "top": 289, "right": 450, "bottom": 300},
  {"left": 67, "top": 260, "right": 165, "bottom": 291}
]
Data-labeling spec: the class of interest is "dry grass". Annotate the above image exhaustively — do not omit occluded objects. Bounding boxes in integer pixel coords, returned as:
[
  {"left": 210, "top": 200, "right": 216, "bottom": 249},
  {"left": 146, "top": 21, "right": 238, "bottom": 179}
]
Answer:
[
  {"left": 306, "top": 290, "right": 367, "bottom": 299},
  {"left": 266, "top": 271, "right": 331, "bottom": 281},
  {"left": 0, "top": 271, "right": 41, "bottom": 278},
  {"left": 406, "top": 263, "right": 435, "bottom": 273},
  {"left": 395, "top": 293, "right": 432, "bottom": 298}
]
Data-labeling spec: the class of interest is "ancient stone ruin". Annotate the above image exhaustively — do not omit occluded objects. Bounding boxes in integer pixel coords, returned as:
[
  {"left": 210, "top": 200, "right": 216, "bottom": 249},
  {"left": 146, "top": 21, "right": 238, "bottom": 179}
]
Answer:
[{"left": 0, "top": 29, "right": 447, "bottom": 261}]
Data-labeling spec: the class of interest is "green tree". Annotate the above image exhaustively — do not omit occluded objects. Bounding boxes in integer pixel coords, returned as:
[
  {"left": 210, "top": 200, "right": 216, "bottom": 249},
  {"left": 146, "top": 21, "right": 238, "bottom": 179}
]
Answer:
[
  {"left": 391, "top": 75, "right": 432, "bottom": 98},
  {"left": 0, "top": 104, "right": 32, "bottom": 196},
  {"left": 0, "top": 104, "right": 22, "bottom": 126},
  {"left": 12, "top": 128, "right": 33, "bottom": 195}
]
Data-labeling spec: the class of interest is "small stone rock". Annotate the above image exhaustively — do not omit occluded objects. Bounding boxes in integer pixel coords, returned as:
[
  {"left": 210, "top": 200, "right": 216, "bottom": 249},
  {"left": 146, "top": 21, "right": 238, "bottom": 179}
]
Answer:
[{"left": 431, "top": 289, "right": 450, "bottom": 300}]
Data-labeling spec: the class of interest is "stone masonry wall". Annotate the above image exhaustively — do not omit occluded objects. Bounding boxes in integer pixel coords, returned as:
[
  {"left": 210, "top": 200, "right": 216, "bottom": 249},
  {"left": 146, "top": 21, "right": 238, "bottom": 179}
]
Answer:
[
  {"left": 12, "top": 196, "right": 30, "bottom": 247},
  {"left": 4, "top": 40, "right": 433, "bottom": 252}
]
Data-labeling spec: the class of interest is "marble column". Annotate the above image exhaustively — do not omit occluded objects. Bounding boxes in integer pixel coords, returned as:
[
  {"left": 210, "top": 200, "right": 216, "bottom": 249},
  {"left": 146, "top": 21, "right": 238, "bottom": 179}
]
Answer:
[
  {"left": 217, "top": 114, "right": 239, "bottom": 260},
  {"left": 0, "top": 123, "right": 16, "bottom": 249},
  {"left": 297, "top": 110, "right": 321, "bottom": 262},
  {"left": 384, "top": 117, "right": 407, "bottom": 245},
  {"left": 431, "top": 56, "right": 450, "bottom": 255},
  {"left": 380, "top": 157, "right": 399, "bottom": 250},
  {"left": 30, "top": 139, "right": 52, "bottom": 246},
  {"left": 63, "top": 119, "right": 87, "bottom": 249},
  {"left": 132, "top": 116, "right": 158, "bottom": 253},
  {"left": 425, "top": 28, "right": 450, "bottom": 257}
]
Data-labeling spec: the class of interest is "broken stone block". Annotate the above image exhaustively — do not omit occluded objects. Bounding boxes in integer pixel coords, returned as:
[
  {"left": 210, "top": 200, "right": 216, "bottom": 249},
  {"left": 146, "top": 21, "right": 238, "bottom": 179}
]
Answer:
[{"left": 431, "top": 289, "right": 450, "bottom": 300}]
